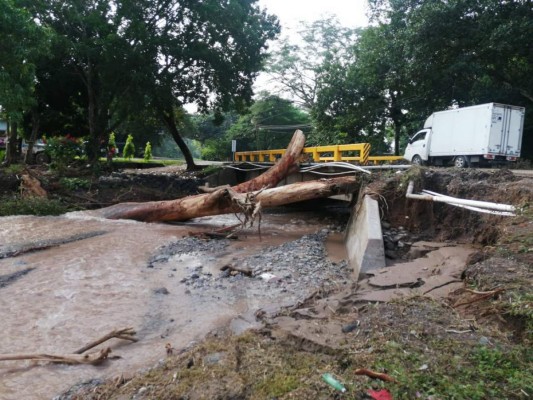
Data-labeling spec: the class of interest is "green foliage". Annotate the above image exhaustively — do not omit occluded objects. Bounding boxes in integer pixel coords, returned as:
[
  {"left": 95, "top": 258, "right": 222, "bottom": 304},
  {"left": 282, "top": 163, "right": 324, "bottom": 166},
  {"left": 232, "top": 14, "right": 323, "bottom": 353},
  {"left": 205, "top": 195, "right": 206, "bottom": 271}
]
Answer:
[
  {"left": 0, "top": 0, "right": 50, "bottom": 121},
  {"left": 505, "top": 293, "right": 533, "bottom": 337},
  {"left": 198, "top": 94, "right": 310, "bottom": 160},
  {"left": 201, "top": 137, "right": 232, "bottom": 161},
  {"left": 0, "top": 149, "right": 5, "bottom": 162},
  {"left": 369, "top": 333, "right": 533, "bottom": 399},
  {"left": 107, "top": 132, "right": 117, "bottom": 160},
  {"left": 227, "top": 94, "right": 310, "bottom": 151},
  {"left": 311, "top": 1, "right": 533, "bottom": 157},
  {"left": 143, "top": 141, "right": 152, "bottom": 161},
  {"left": 44, "top": 136, "right": 81, "bottom": 171},
  {"left": 122, "top": 134, "right": 135, "bottom": 160},
  {"left": 0, "top": 196, "right": 69, "bottom": 216},
  {"left": 59, "top": 177, "right": 90, "bottom": 191},
  {"left": 4, "top": 163, "right": 23, "bottom": 174},
  {"left": 11, "top": 0, "right": 279, "bottom": 168}
]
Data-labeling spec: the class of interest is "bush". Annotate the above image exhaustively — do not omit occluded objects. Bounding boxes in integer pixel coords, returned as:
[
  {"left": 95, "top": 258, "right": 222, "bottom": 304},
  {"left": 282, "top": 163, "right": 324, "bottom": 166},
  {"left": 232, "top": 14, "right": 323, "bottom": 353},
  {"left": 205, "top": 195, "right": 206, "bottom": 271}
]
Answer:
[
  {"left": 0, "top": 196, "right": 70, "bottom": 216},
  {"left": 45, "top": 135, "right": 82, "bottom": 171},
  {"left": 59, "top": 177, "right": 91, "bottom": 191},
  {"left": 122, "top": 134, "right": 135, "bottom": 160},
  {"left": 107, "top": 132, "right": 118, "bottom": 161},
  {"left": 144, "top": 141, "right": 152, "bottom": 161}
]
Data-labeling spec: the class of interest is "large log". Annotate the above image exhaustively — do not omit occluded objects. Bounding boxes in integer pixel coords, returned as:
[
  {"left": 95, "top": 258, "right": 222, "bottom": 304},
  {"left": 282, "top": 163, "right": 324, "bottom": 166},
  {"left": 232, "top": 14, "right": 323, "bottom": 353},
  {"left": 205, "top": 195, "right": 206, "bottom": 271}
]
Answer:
[
  {"left": 90, "top": 130, "right": 358, "bottom": 223},
  {"left": 231, "top": 129, "right": 305, "bottom": 193},
  {"left": 93, "top": 177, "right": 358, "bottom": 222}
]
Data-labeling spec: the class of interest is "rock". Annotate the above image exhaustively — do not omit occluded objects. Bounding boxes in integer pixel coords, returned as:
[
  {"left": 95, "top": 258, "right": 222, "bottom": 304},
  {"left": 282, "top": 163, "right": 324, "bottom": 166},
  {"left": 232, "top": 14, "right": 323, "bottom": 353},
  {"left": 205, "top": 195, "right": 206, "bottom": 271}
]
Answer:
[
  {"left": 385, "top": 250, "right": 397, "bottom": 259},
  {"left": 381, "top": 221, "right": 391, "bottom": 229},
  {"left": 384, "top": 239, "right": 396, "bottom": 250},
  {"left": 138, "top": 387, "right": 148, "bottom": 395},
  {"left": 342, "top": 321, "right": 360, "bottom": 333},
  {"left": 478, "top": 336, "right": 490, "bottom": 346},
  {"left": 153, "top": 287, "right": 169, "bottom": 295},
  {"left": 191, "top": 273, "right": 200, "bottom": 279},
  {"left": 203, "top": 352, "right": 226, "bottom": 365}
]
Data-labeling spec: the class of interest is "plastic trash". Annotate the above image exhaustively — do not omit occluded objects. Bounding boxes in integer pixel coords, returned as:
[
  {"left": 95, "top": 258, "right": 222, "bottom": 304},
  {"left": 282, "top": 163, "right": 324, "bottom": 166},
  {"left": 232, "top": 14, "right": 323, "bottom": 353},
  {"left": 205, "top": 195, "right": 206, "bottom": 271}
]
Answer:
[
  {"left": 322, "top": 373, "right": 347, "bottom": 392},
  {"left": 368, "top": 388, "right": 393, "bottom": 400}
]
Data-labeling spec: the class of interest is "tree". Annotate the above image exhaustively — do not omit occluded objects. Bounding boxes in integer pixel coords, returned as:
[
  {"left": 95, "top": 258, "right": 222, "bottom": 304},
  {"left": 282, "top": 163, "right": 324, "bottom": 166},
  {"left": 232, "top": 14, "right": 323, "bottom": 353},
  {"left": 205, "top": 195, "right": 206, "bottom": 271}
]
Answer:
[
  {"left": 227, "top": 94, "right": 311, "bottom": 153},
  {"left": 398, "top": 0, "right": 533, "bottom": 159},
  {"left": 266, "top": 16, "right": 358, "bottom": 110},
  {"left": 0, "top": 0, "right": 49, "bottom": 165},
  {"left": 122, "top": 134, "right": 135, "bottom": 160},
  {"left": 143, "top": 142, "right": 152, "bottom": 162},
  {"left": 117, "top": 0, "right": 280, "bottom": 170},
  {"left": 17, "top": 0, "right": 278, "bottom": 169},
  {"left": 314, "top": 0, "right": 533, "bottom": 157}
]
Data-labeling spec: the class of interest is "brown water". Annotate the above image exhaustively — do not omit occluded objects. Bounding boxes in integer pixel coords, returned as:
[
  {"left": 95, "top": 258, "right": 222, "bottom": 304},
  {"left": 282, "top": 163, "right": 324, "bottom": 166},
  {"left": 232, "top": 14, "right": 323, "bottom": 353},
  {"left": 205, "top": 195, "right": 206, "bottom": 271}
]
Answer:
[{"left": 0, "top": 210, "right": 346, "bottom": 399}]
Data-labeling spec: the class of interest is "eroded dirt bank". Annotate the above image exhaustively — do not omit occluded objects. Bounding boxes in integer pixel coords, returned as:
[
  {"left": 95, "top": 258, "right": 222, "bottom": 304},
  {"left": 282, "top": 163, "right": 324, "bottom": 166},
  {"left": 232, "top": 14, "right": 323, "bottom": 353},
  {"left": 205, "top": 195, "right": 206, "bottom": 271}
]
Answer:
[{"left": 1, "top": 166, "right": 532, "bottom": 399}]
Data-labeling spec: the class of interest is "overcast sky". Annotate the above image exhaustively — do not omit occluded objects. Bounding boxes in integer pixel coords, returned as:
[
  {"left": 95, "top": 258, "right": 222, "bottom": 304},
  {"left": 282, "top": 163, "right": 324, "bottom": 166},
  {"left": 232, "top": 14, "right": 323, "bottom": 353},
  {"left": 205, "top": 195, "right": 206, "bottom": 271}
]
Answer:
[
  {"left": 253, "top": 0, "right": 369, "bottom": 97},
  {"left": 258, "top": 0, "right": 369, "bottom": 33}
]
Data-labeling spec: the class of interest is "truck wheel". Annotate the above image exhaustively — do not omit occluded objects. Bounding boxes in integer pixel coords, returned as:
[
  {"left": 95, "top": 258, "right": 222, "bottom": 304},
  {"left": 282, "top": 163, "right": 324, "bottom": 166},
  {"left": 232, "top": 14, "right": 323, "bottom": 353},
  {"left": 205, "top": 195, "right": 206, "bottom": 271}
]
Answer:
[
  {"left": 35, "top": 152, "right": 51, "bottom": 164},
  {"left": 412, "top": 155, "right": 424, "bottom": 166},
  {"left": 454, "top": 156, "right": 469, "bottom": 168}
]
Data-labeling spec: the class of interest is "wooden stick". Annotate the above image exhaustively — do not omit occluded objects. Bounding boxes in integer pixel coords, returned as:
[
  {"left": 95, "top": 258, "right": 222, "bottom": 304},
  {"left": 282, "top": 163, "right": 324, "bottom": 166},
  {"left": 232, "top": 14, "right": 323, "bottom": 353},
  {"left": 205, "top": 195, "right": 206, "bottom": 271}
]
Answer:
[
  {"left": 454, "top": 288, "right": 505, "bottom": 308},
  {"left": 355, "top": 368, "right": 397, "bottom": 383},
  {"left": 0, "top": 348, "right": 112, "bottom": 365},
  {"left": 74, "top": 327, "right": 137, "bottom": 354}
]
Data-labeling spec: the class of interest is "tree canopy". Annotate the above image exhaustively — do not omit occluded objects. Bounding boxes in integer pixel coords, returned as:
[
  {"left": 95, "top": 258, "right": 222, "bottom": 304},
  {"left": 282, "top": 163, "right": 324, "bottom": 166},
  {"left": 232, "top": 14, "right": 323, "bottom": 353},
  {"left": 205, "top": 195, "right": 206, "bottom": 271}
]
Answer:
[
  {"left": 1, "top": 0, "right": 279, "bottom": 168},
  {"left": 310, "top": 0, "right": 533, "bottom": 157}
]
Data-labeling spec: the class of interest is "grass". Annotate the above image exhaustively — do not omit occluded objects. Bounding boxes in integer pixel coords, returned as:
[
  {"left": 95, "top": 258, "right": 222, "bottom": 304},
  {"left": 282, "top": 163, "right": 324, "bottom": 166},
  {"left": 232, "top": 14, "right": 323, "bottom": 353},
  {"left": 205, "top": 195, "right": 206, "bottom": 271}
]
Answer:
[
  {"left": 0, "top": 196, "right": 70, "bottom": 216},
  {"left": 70, "top": 299, "right": 533, "bottom": 399},
  {"left": 109, "top": 157, "right": 184, "bottom": 166}
]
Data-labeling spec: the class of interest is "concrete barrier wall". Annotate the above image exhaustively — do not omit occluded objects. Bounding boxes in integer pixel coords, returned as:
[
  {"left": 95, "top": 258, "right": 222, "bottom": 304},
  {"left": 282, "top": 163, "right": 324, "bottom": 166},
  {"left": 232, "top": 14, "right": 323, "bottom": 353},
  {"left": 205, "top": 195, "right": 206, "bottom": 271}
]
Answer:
[{"left": 345, "top": 195, "right": 386, "bottom": 279}]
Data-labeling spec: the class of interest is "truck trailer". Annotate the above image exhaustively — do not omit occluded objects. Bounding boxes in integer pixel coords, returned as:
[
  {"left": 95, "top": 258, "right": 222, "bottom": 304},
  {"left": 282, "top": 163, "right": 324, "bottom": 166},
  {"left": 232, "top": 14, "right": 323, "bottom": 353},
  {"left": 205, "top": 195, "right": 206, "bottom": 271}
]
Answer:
[{"left": 403, "top": 103, "right": 525, "bottom": 167}]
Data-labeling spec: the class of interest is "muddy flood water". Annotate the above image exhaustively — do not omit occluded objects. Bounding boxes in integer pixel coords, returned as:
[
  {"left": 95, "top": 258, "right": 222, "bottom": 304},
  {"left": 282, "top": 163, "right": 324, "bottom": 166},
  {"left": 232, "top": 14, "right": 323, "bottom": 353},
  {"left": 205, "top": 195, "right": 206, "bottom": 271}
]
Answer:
[{"left": 0, "top": 207, "right": 348, "bottom": 399}]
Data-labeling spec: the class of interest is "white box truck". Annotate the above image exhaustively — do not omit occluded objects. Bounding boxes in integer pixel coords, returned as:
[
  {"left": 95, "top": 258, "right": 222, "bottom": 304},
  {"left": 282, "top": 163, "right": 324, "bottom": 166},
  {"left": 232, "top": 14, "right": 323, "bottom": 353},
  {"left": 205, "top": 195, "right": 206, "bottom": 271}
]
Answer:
[{"left": 403, "top": 103, "right": 525, "bottom": 167}]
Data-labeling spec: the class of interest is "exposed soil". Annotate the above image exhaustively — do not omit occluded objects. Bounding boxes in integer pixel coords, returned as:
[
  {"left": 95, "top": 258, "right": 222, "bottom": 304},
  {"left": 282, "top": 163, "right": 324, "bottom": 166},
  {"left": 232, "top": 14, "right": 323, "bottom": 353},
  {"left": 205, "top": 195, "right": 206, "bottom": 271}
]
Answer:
[{"left": 1, "top": 164, "right": 532, "bottom": 399}]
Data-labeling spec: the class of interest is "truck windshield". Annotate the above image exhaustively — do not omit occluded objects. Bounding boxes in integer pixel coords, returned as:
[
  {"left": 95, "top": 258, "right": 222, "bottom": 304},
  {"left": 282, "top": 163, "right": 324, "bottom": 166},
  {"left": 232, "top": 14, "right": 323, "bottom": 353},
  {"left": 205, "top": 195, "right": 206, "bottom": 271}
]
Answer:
[{"left": 412, "top": 131, "right": 426, "bottom": 142}]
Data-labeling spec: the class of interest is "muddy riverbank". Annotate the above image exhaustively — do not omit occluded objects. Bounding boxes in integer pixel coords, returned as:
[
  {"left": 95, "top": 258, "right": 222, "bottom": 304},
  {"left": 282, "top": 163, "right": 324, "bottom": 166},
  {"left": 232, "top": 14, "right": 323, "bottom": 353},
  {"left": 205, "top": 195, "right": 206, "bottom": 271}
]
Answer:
[{"left": 0, "top": 165, "right": 532, "bottom": 399}]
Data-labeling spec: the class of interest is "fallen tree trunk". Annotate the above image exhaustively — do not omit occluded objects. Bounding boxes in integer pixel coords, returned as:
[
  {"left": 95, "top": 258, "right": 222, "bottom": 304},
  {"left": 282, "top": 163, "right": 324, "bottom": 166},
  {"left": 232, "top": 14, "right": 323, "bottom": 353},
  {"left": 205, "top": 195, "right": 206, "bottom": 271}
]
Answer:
[
  {"left": 89, "top": 129, "right": 359, "bottom": 223},
  {"left": 231, "top": 130, "right": 305, "bottom": 193},
  {"left": 92, "top": 177, "right": 358, "bottom": 222}
]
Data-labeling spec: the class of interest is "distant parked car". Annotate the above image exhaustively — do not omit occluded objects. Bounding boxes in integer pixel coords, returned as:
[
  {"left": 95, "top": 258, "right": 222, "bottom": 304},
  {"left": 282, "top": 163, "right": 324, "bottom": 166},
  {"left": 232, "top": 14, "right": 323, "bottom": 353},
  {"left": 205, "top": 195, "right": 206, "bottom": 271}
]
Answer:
[{"left": 21, "top": 139, "right": 51, "bottom": 164}]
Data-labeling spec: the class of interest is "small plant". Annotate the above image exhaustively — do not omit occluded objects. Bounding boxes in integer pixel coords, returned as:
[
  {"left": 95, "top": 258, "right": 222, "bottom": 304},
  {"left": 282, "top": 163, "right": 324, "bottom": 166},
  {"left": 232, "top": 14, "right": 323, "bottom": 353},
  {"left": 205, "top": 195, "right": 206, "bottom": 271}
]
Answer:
[
  {"left": 144, "top": 141, "right": 152, "bottom": 161},
  {"left": 59, "top": 177, "right": 90, "bottom": 191},
  {"left": 107, "top": 132, "right": 117, "bottom": 163},
  {"left": 0, "top": 149, "right": 5, "bottom": 162},
  {"left": 122, "top": 134, "right": 135, "bottom": 160}
]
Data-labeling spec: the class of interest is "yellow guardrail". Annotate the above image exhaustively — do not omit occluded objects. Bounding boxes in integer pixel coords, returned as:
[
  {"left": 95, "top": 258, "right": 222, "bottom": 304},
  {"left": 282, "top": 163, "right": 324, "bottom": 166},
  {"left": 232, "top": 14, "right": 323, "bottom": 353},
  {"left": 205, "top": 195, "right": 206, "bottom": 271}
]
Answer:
[
  {"left": 367, "top": 155, "right": 404, "bottom": 165},
  {"left": 234, "top": 143, "right": 403, "bottom": 164}
]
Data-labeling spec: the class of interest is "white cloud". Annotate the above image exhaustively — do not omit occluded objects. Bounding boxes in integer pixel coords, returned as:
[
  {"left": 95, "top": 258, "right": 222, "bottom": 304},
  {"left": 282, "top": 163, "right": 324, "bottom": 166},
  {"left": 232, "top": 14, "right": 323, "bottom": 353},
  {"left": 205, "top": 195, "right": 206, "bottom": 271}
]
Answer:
[{"left": 258, "top": 0, "right": 369, "bottom": 31}]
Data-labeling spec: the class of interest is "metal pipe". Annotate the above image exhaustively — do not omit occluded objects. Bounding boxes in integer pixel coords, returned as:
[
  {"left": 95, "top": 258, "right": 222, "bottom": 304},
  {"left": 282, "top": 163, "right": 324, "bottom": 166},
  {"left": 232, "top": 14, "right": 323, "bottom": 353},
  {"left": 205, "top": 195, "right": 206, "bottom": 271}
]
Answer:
[{"left": 406, "top": 181, "right": 516, "bottom": 213}]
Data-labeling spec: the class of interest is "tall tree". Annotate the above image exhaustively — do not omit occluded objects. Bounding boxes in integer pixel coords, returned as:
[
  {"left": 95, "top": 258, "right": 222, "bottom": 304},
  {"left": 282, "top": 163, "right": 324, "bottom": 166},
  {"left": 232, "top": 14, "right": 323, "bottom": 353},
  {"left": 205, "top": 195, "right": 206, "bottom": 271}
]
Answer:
[
  {"left": 20, "top": 0, "right": 278, "bottom": 168},
  {"left": 118, "top": 0, "right": 280, "bottom": 170},
  {"left": 266, "top": 16, "right": 358, "bottom": 110},
  {"left": 0, "top": 0, "right": 49, "bottom": 165}
]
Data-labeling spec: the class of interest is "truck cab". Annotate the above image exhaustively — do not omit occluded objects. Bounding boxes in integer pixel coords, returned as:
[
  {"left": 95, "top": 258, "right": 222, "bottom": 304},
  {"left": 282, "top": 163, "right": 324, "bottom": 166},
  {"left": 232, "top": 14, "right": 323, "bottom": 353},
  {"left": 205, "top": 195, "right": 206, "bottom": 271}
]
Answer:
[{"left": 404, "top": 129, "right": 430, "bottom": 165}]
